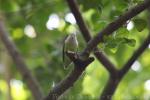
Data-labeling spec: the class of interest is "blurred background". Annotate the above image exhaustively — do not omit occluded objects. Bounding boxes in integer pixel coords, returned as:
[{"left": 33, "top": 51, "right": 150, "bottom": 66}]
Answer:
[{"left": 0, "top": 0, "right": 150, "bottom": 99}]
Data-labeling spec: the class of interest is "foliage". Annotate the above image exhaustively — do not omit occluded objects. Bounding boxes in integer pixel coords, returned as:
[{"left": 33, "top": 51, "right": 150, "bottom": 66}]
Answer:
[{"left": 0, "top": 0, "right": 150, "bottom": 99}]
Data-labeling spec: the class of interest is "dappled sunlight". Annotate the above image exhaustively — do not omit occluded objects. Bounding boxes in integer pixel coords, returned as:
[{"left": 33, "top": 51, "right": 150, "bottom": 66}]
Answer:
[
  {"left": 144, "top": 80, "right": 150, "bottom": 99},
  {"left": 0, "top": 80, "right": 7, "bottom": 94},
  {"left": 66, "top": 25, "right": 76, "bottom": 33},
  {"left": 131, "top": 61, "right": 141, "bottom": 72},
  {"left": 0, "top": 80, "right": 7, "bottom": 100},
  {"left": 24, "top": 25, "right": 36, "bottom": 38},
  {"left": 144, "top": 80, "right": 150, "bottom": 91},
  {"left": 141, "top": 51, "right": 150, "bottom": 67},
  {"left": 65, "top": 13, "right": 76, "bottom": 25},
  {"left": 127, "top": 21, "right": 134, "bottom": 31},
  {"left": 0, "top": 79, "right": 28, "bottom": 100},
  {"left": 46, "top": 14, "right": 60, "bottom": 30},
  {"left": 1, "top": 0, "right": 150, "bottom": 99},
  {"left": 12, "top": 28, "right": 24, "bottom": 39},
  {"left": 114, "top": 73, "right": 149, "bottom": 100},
  {"left": 11, "top": 79, "right": 29, "bottom": 100},
  {"left": 82, "top": 60, "right": 108, "bottom": 98}
]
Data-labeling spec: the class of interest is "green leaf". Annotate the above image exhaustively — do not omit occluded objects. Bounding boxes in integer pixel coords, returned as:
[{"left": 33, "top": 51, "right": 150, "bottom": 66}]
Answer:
[
  {"left": 103, "top": 36, "right": 119, "bottom": 53},
  {"left": 78, "top": 0, "right": 103, "bottom": 11},
  {"left": 123, "top": 38, "right": 136, "bottom": 47},
  {"left": 106, "top": 40, "right": 118, "bottom": 48},
  {"left": 93, "top": 20, "right": 108, "bottom": 33},
  {"left": 98, "top": 43, "right": 106, "bottom": 51},
  {"left": 109, "top": 47, "right": 118, "bottom": 53},
  {"left": 103, "top": 36, "right": 136, "bottom": 53},
  {"left": 134, "top": 19, "right": 147, "bottom": 32},
  {"left": 116, "top": 27, "right": 129, "bottom": 37},
  {"left": 113, "top": 0, "right": 128, "bottom": 11},
  {"left": 109, "top": 10, "right": 122, "bottom": 20}
]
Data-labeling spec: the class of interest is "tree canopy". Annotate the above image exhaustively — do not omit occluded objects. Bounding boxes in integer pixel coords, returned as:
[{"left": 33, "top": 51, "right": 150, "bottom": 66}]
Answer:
[{"left": 0, "top": 0, "right": 150, "bottom": 100}]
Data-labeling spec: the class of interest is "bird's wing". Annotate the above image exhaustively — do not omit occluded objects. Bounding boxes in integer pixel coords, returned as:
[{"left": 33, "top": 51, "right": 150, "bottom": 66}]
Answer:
[{"left": 62, "top": 34, "right": 68, "bottom": 62}]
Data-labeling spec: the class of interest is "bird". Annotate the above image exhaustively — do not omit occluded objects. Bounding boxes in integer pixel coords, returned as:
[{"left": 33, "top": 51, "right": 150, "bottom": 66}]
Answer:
[{"left": 63, "top": 33, "right": 78, "bottom": 69}]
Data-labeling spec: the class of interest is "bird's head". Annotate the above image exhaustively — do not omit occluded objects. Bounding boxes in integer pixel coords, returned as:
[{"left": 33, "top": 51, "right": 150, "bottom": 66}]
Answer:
[{"left": 70, "top": 33, "right": 76, "bottom": 40}]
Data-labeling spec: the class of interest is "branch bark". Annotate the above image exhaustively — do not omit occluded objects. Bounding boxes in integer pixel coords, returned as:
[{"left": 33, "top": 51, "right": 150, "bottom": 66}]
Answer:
[
  {"left": 100, "top": 75, "right": 121, "bottom": 100},
  {"left": 45, "top": 0, "right": 150, "bottom": 99},
  {"left": 44, "top": 52, "right": 94, "bottom": 100},
  {"left": 0, "top": 20, "right": 43, "bottom": 100},
  {"left": 66, "top": 0, "right": 117, "bottom": 75},
  {"left": 100, "top": 1, "right": 150, "bottom": 98},
  {"left": 119, "top": 33, "right": 150, "bottom": 77},
  {"left": 100, "top": 33, "right": 150, "bottom": 100},
  {"left": 82, "top": 0, "right": 150, "bottom": 56}
]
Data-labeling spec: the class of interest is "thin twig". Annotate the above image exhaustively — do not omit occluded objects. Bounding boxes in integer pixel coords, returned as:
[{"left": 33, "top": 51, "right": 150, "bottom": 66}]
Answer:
[
  {"left": 45, "top": 0, "right": 150, "bottom": 99},
  {"left": 0, "top": 20, "right": 43, "bottom": 100},
  {"left": 119, "top": 34, "right": 150, "bottom": 77},
  {"left": 66, "top": 0, "right": 117, "bottom": 75},
  {"left": 99, "top": 1, "right": 150, "bottom": 98},
  {"left": 100, "top": 33, "right": 150, "bottom": 100},
  {"left": 83, "top": 0, "right": 150, "bottom": 56}
]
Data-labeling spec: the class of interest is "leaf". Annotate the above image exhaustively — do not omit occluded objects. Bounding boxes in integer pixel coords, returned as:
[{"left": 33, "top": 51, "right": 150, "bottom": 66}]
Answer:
[
  {"left": 93, "top": 20, "right": 108, "bottom": 33},
  {"left": 113, "top": 0, "right": 128, "bottom": 11},
  {"left": 109, "top": 47, "right": 118, "bottom": 53},
  {"left": 106, "top": 40, "right": 118, "bottom": 48},
  {"left": 116, "top": 27, "right": 129, "bottom": 37},
  {"left": 127, "top": 39, "right": 136, "bottom": 47},
  {"left": 109, "top": 9, "right": 122, "bottom": 20},
  {"left": 134, "top": 19, "right": 147, "bottom": 32},
  {"left": 123, "top": 38, "right": 136, "bottom": 47},
  {"left": 103, "top": 36, "right": 136, "bottom": 53},
  {"left": 98, "top": 43, "right": 106, "bottom": 51},
  {"left": 103, "top": 36, "right": 119, "bottom": 53},
  {"left": 78, "top": 0, "right": 103, "bottom": 11}
]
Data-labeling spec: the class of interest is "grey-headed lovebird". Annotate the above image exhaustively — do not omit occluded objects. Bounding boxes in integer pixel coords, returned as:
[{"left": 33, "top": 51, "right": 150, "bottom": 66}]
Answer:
[{"left": 63, "top": 33, "right": 78, "bottom": 69}]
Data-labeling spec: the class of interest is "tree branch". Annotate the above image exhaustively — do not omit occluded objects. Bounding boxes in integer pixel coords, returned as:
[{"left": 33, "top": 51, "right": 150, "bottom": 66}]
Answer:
[
  {"left": 119, "top": 30, "right": 150, "bottom": 76},
  {"left": 100, "top": 75, "right": 121, "bottom": 100},
  {"left": 82, "top": 0, "right": 150, "bottom": 56},
  {"left": 66, "top": 0, "right": 117, "bottom": 75},
  {"left": 100, "top": 33, "right": 150, "bottom": 100},
  {"left": 119, "top": 2, "right": 150, "bottom": 77},
  {"left": 44, "top": 52, "right": 94, "bottom": 100},
  {"left": 99, "top": 0, "right": 150, "bottom": 99},
  {"left": 45, "top": 0, "right": 150, "bottom": 99},
  {"left": 100, "top": 10, "right": 150, "bottom": 100},
  {"left": 0, "top": 20, "right": 43, "bottom": 100}
]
